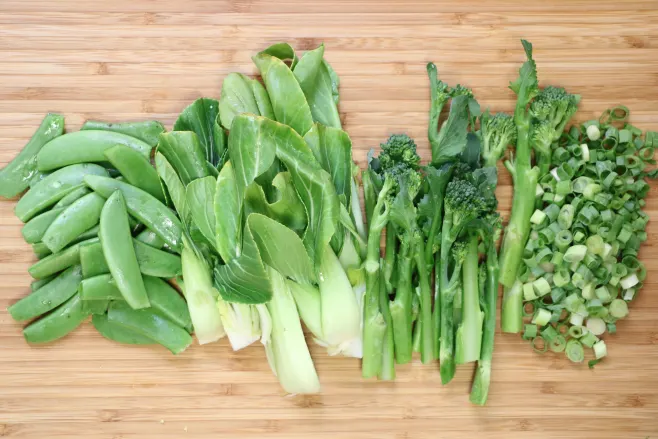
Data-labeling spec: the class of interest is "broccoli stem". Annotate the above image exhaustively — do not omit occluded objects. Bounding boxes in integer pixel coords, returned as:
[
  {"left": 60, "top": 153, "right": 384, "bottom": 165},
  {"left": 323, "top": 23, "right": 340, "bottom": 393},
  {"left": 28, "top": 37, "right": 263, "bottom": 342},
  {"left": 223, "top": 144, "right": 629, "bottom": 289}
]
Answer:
[
  {"left": 470, "top": 237, "right": 499, "bottom": 405},
  {"left": 427, "top": 63, "right": 448, "bottom": 153},
  {"left": 390, "top": 243, "right": 413, "bottom": 364},
  {"left": 455, "top": 234, "right": 483, "bottom": 364},
  {"left": 378, "top": 267, "right": 396, "bottom": 380},
  {"left": 414, "top": 237, "right": 435, "bottom": 364},
  {"left": 363, "top": 170, "right": 377, "bottom": 235},
  {"left": 501, "top": 280, "right": 523, "bottom": 334},
  {"left": 383, "top": 224, "right": 396, "bottom": 293},
  {"left": 438, "top": 216, "right": 457, "bottom": 384},
  {"left": 432, "top": 255, "right": 441, "bottom": 359},
  {"left": 499, "top": 110, "right": 539, "bottom": 290},
  {"left": 362, "top": 182, "right": 390, "bottom": 379}
]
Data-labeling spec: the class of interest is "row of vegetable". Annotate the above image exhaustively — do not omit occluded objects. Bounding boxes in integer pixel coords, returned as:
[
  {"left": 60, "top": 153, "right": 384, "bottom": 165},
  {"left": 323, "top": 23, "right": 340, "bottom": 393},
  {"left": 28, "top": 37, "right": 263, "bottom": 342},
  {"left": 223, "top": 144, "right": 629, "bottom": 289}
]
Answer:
[{"left": 0, "top": 40, "right": 654, "bottom": 404}]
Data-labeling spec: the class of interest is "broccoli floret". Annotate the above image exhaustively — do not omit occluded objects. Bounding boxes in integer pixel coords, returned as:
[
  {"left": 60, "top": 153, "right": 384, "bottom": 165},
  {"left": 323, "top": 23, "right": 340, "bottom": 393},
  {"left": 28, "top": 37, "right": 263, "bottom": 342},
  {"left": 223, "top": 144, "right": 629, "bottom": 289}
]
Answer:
[
  {"left": 480, "top": 112, "right": 516, "bottom": 167},
  {"left": 444, "top": 179, "right": 488, "bottom": 236},
  {"left": 378, "top": 134, "right": 421, "bottom": 172},
  {"left": 451, "top": 84, "right": 473, "bottom": 99},
  {"left": 530, "top": 86, "right": 580, "bottom": 149}
]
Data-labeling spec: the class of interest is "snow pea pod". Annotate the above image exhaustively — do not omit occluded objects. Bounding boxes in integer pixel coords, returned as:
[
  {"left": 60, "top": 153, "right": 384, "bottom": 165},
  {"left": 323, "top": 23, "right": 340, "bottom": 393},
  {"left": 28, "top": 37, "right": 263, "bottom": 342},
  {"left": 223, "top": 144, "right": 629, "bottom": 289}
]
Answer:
[
  {"left": 31, "top": 274, "right": 57, "bottom": 291},
  {"left": 15, "top": 164, "right": 108, "bottom": 222},
  {"left": 107, "top": 301, "right": 192, "bottom": 354},
  {"left": 82, "top": 120, "right": 165, "bottom": 147},
  {"left": 42, "top": 193, "right": 105, "bottom": 253},
  {"left": 8, "top": 265, "right": 82, "bottom": 321},
  {"left": 100, "top": 191, "right": 150, "bottom": 309},
  {"left": 37, "top": 130, "right": 152, "bottom": 172},
  {"left": 143, "top": 275, "right": 192, "bottom": 332},
  {"left": 0, "top": 113, "right": 65, "bottom": 198},
  {"left": 135, "top": 228, "right": 165, "bottom": 249},
  {"left": 92, "top": 313, "right": 155, "bottom": 345},
  {"left": 54, "top": 186, "right": 91, "bottom": 208},
  {"left": 81, "top": 299, "right": 109, "bottom": 315},
  {"left": 21, "top": 207, "right": 65, "bottom": 244},
  {"left": 29, "top": 237, "right": 98, "bottom": 279},
  {"left": 79, "top": 274, "right": 122, "bottom": 300},
  {"left": 104, "top": 144, "right": 165, "bottom": 201},
  {"left": 23, "top": 293, "right": 89, "bottom": 344},
  {"left": 85, "top": 175, "right": 182, "bottom": 252}
]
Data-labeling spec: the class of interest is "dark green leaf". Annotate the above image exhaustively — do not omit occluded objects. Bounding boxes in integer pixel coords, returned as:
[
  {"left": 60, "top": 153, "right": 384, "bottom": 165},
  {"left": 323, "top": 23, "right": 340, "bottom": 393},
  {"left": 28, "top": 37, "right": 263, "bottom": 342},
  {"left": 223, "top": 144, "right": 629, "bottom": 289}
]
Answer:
[
  {"left": 431, "top": 95, "right": 470, "bottom": 165},
  {"left": 186, "top": 176, "right": 218, "bottom": 252}
]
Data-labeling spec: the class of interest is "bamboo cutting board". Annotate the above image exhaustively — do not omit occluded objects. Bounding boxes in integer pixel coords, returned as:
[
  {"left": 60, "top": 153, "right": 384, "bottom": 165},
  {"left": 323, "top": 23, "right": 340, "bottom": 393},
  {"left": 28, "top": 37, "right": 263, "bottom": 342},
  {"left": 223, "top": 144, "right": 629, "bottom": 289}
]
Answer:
[{"left": 1, "top": 1, "right": 658, "bottom": 438}]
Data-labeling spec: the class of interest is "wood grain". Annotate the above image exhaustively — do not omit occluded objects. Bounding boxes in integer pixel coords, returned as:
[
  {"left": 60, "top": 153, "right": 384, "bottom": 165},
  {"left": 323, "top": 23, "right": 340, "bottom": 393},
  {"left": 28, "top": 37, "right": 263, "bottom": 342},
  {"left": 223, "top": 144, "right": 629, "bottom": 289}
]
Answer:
[{"left": 1, "top": 1, "right": 658, "bottom": 438}]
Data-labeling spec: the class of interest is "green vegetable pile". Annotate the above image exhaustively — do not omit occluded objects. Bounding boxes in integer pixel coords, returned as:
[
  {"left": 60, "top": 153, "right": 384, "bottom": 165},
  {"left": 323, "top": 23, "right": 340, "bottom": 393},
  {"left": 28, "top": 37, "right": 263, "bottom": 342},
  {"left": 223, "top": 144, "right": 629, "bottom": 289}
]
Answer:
[
  {"left": 1, "top": 40, "right": 655, "bottom": 403},
  {"left": 498, "top": 41, "right": 656, "bottom": 369}
]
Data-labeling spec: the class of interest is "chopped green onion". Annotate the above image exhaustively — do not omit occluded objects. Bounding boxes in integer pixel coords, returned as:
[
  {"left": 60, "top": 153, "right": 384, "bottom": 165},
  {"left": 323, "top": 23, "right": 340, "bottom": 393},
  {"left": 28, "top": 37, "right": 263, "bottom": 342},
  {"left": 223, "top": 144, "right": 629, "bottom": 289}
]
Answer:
[
  {"left": 565, "top": 339, "right": 585, "bottom": 363},
  {"left": 586, "top": 126, "right": 601, "bottom": 141},
  {"left": 549, "top": 335, "right": 567, "bottom": 353},
  {"left": 523, "top": 282, "right": 537, "bottom": 301},
  {"left": 532, "top": 337, "right": 548, "bottom": 354},
  {"left": 563, "top": 245, "right": 587, "bottom": 263},
  {"left": 532, "top": 309, "right": 552, "bottom": 327},
  {"left": 530, "top": 209, "right": 547, "bottom": 225},
  {"left": 620, "top": 273, "right": 639, "bottom": 290},
  {"left": 593, "top": 340, "right": 607, "bottom": 359},
  {"left": 532, "top": 278, "right": 551, "bottom": 297},
  {"left": 595, "top": 286, "right": 612, "bottom": 304},
  {"left": 522, "top": 324, "right": 538, "bottom": 340},
  {"left": 568, "top": 325, "right": 584, "bottom": 338},
  {"left": 541, "top": 325, "right": 558, "bottom": 342},
  {"left": 609, "top": 298, "right": 629, "bottom": 318},
  {"left": 586, "top": 317, "right": 606, "bottom": 336}
]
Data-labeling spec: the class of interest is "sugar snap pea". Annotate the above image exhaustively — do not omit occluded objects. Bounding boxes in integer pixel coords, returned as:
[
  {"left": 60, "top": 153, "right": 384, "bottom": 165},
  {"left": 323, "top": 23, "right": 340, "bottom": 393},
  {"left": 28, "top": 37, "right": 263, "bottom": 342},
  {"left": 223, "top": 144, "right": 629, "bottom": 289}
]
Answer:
[
  {"left": 82, "top": 120, "right": 165, "bottom": 147},
  {"left": 81, "top": 274, "right": 191, "bottom": 331},
  {"left": 132, "top": 239, "right": 182, "bottom": 277},
  {"left": 29, "top": 237, "right": 98, "bottom": 279},
  {"left": 100, "top": 191, "right": 150, "bottom": 309},
  {"left": 30, "top": 274, "right": 57, "bottom": 291},
  {"left": 81, "top": 299, "right": 109, "bottom": 315},
  {"left": 0, "top": 113, "right": 65, "bottom": 198},
  {"left": 85, "top": 176, "right": 182, "bottom": 252},
  {"left": 135, "top": 229, "right": 165, "bottom": 249},
  {"left": 104, "top": 144, "right": 165, "bottom": 202},
  {"left": 32, "top": 242, "right": 51, "bottom": 259},
  {"left": 23, "top": 293, "right": 89, "bottom": 344},
  {"left": 143, "top": 275, "right": 192, "bottom": 332},
  {"left": 21, "top": 207, "right": 65, "bottom": 244},
  {"left": 79, "top": 274, "right": 123, "bottom": 300},
  {"left": 107, "top": 301, "right": 192, "bottom": 354},
  {"left": 15, "top": 163, "right": 108, "bottom": 222},
  {"left": 37, "top": 130, "right": 152, "bottom": 172},
  {"left": 92, "top": 313, "right": 155, "bottom": 345},
  {"left": 79, "top": 241, "right": 110, "bottom": 278},
  {"left": 42, "top": 193, "right": 105, "bottom": 253},
  {"left": 28, "top": 171, "right": 51, "bottom": 188},
  {"left": 8, "top": 265, "right": 82, "bottom": 321},
  {"left": 54, "top": 186, "right": 91, "bottom": 208}
]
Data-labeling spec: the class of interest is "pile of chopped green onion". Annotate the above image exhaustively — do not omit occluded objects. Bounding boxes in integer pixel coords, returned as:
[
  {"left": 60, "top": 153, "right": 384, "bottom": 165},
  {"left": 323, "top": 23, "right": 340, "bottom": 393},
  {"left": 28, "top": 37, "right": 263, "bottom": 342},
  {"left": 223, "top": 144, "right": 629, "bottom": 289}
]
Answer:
[{"left": 518, "top": 106, "right": 655, "bottom": 367}]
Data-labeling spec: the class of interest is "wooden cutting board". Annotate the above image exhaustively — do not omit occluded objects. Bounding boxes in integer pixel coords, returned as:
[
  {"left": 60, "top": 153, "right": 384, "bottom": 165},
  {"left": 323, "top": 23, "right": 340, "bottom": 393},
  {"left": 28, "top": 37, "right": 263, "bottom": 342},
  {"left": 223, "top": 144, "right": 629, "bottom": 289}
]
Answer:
[{"left": 1, "top": 1, "right": 657, "bottom": 437}]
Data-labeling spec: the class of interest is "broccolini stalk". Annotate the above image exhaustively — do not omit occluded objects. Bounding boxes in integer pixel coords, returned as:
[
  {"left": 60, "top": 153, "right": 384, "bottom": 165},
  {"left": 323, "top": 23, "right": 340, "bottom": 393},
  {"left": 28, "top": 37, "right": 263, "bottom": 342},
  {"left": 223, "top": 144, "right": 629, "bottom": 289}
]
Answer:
[
  {"left": 379, "top": 264, "right": 396, "bottom": 381},
  {"left": 427, "top": 63, "right": 452, "bottom": 152},
  {"left": 383, "top": 224, "right": 396, "bottom": 293},
  {"left": 499, "top": 40, "right": 541, "bottom": 297},
  {"left": 455, "top": 233, "right": 484, "bottom": 364},
  {"left": 413, "top": 233, "right": 435, "bottom": 364},
  {"left": 389, "top": 239, "right": 414, "bottom": 364},
  {"left": 470, "top": 226, "right": 500, "bottom": 405},
  {"left": 362, "top": 176, "right": 394, "bottom": 378},
  {"left": 438, "top": 178, "right": 488, "bottom": 384}
]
